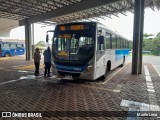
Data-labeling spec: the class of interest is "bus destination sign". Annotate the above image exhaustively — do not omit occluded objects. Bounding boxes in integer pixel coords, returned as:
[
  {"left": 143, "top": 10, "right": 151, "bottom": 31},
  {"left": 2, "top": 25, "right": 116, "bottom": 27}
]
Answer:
[{"left": 59, "top": 25, "right": 89, "bottom": 31}]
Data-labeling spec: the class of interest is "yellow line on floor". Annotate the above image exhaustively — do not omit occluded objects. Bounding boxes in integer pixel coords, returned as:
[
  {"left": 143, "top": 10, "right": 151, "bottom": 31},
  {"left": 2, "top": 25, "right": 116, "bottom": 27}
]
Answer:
[
  {"left": 0, "top": 57, "right": 25, "bottom": 61},
  {"left": 0, "top": 57, "right": 14, "bottom": 60},
  {"left": 15, "top": 64, "right": 44, "bottom": 70}
]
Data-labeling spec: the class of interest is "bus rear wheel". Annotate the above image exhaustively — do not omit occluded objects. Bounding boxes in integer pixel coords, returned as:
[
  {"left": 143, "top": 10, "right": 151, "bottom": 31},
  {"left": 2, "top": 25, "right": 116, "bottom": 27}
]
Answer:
[
  {"left": 120, "top": 56, "right": 125, "bottom": 67},
  {"left": 5, "top": 53, "right": 10, "bottom": 57}
]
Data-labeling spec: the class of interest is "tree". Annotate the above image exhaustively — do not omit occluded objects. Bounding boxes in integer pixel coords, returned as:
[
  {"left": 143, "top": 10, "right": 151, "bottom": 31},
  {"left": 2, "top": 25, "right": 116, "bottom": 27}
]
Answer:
[
  {"left": 143, "top": 33, "right": 160, "bottom": 56},
  {"left": 151, "top": 38, "right": 160, "bottom": 55},
  {"left": 143, "top": 33, "right": 154, "bottom": 38},
  {"left": 35, "top": 41, "right": 46, "bottom": 52},
  {"left": 156, "top": 32, "right": 160, "bottom": 38},
  {"left": 35, "top": 41, "right": 45, "bottom": 47}
]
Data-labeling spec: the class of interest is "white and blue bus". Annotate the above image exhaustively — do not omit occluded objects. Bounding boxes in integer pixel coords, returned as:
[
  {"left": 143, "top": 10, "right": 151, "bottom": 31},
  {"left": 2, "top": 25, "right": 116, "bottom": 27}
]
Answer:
[
  {"left": 46, "top": 22, "right": 129, "bottom": 80},
  {"left": 0, "top": 38, "right": 25, "bottom": 57}
]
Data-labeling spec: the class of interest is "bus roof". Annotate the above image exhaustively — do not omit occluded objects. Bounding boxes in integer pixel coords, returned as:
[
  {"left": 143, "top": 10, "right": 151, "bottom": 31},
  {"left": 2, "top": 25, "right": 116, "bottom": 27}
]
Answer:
[{"left": 0, "top": 38, "right": 25, "bottom": 43}]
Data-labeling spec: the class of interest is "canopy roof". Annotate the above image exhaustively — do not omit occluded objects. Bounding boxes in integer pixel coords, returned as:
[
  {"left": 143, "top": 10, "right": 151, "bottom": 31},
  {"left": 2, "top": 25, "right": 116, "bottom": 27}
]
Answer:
[{"left": 0, "top": 0, "right": 160, "bottom": 24}]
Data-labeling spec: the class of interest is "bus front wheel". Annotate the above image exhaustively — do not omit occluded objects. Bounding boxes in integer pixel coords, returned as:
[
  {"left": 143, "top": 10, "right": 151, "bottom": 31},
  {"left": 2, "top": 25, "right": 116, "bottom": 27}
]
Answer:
[
  {"left": 5, "top": 53, "right": 10, "bottom": 57},
  {"left": 100, "top": 67, "right": 108, "bottom": 80}
]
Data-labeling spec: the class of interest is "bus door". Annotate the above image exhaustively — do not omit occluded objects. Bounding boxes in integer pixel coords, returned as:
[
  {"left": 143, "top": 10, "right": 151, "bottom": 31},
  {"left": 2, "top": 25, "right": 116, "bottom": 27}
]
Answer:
[{"left": 95, "top": 29, "right": 106, "bottom": 78}]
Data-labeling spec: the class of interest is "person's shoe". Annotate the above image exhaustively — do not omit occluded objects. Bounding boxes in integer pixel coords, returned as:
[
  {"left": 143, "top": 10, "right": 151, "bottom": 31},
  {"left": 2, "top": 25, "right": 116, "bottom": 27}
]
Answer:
[
  {"left": 48, "top": 75, "right": 51, "bottom": 77},
  {"left": 34, "top": 73, "right": 37, "bottom": 76},
  {"left": 35, "top": 74, "right": 39, "bottom": 76}
]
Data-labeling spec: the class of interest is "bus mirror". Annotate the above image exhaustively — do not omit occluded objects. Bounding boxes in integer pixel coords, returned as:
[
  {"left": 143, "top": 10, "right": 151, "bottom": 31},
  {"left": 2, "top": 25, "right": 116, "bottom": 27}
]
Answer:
[
  {"left": 46, "top": 30, "right": 54, "bottom": 43},
  {"left": 98, "top": 36, "right": 104, "bottom": 44},
  {"left": 46, "top": 34, "right": 49, "bottom": 43}
]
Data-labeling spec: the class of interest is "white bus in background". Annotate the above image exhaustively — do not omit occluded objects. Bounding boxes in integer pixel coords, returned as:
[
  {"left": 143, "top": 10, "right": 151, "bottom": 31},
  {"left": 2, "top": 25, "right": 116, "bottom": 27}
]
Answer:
[{"left": 46, "top": 22, "right": 130, "bottom": 80}]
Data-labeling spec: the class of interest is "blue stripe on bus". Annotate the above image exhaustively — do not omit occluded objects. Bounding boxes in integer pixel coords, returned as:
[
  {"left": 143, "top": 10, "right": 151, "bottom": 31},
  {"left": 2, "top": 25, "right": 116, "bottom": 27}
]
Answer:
[
  {"left": 1, "top": 49, "right": 25, "bottom": 57},
  {"left": 115, "top": 49, "right": 130, "bottom": 55},
  {"left": 115, "top": 49, "right": 129, "bottom": 61},
  {"left": 55, "top": 63, "right": 88, "bottom": 72}
]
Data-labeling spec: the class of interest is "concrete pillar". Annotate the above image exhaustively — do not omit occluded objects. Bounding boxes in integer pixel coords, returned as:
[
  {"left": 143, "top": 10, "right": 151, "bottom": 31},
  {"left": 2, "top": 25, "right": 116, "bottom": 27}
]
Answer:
[
  {"left": 139, "top": 0, "right": 145, "bottom": 74},
  {"left": 25, "top": 19, "right": 32, "bottom": 60},
  {"left": 31, "top": 24, "right": 35, "bottom": 59},
  {"left": 132, "top": 0, "right": 145, "bottom": 74}
]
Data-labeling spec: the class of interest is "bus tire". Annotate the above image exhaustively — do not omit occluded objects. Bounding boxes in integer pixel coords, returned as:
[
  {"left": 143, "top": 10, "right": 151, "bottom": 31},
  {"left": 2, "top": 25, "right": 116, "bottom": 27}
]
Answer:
[
  {"left": 100, "top": 61, "right": 111, "bottom": 80},
  {"left": 5, "top": 53, "right": 10, "bottom": 57},
  {"left": 101, "top": 67, "right": 108, "bottom": 80},
  {"left": 107, "top": 61, "right": 111, "bottom": 71},
  {"left": 120, "top": 56, "right": 125, "bottom": 67}
]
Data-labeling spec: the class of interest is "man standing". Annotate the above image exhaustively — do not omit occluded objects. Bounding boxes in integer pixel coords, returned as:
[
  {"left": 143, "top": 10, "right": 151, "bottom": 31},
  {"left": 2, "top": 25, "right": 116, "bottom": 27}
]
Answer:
[
  {"left": 34, "top": 48, "right": 41, "bottom": 76},
  {"left": 43, "top": 46, "right": 51, "bottom": 77}
]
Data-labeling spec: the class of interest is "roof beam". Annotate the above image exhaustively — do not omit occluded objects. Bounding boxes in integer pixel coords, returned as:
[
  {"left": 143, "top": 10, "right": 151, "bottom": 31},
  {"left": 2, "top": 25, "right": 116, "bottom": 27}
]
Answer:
[{"left": 19, "top": 0, "right": 121, "bottom": 25}]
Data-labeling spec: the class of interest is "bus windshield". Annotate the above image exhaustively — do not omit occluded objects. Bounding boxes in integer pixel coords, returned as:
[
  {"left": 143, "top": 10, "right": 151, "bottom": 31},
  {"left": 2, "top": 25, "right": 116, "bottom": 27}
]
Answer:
[{"left": 52, "top": 33, "right": 94, "bottom": 61}]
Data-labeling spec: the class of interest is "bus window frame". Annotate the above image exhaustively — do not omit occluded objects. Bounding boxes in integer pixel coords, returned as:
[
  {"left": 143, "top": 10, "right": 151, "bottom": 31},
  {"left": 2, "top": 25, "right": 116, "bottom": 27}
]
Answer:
[
  {"left": 111, "top": 34, "right": 117, "bottom": 49},
  {"left": 97, "top": 28, "right": 105, "bottom": 51},
  {"left": 105, "top": 32, "right": 111, "bottom": 49}
]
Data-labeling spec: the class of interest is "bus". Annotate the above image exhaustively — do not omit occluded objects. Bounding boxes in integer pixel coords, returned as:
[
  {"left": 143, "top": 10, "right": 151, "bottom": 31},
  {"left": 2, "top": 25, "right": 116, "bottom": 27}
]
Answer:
[
  {"left": 46, "top": 22, "right": 130, "bottom": 80},
  {"left": 0, "top": 38, "right": 25, "bottom": 57}
]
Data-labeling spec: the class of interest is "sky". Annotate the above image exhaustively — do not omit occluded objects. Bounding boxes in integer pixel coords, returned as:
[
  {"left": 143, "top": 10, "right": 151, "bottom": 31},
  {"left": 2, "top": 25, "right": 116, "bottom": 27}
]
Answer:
[
  {"left": 10, "top": 8, "right": 160, "bottom": 43},
  {"left": 99, "top": 8, "right": 160, "bottom": 40}
]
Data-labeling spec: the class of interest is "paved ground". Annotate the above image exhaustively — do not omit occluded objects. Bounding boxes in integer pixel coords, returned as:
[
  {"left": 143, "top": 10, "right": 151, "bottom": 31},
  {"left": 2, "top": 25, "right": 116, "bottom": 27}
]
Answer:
[{"left": 0, "top": 56, "right": 160, "bottom": 120}]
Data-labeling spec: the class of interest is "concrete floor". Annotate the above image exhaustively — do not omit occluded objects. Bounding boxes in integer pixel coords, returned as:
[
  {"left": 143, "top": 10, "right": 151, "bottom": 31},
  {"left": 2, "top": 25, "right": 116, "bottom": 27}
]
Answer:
[{"left": 0, "top": 55, "right": 160, "bottom": 120}]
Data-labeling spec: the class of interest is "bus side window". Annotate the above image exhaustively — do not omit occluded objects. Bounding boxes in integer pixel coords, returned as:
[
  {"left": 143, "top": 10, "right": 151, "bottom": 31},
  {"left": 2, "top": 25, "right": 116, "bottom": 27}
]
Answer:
[
  {"left": 125, "top": 40, "right": 127, "bottom": 48},
  {"left": 112, "top": 35, "right": 117, "bottom": 49},
  {"left": 16, "top": 44, "right": 23, "bottom": 49},
  {"left": 10, "top": 44, "right": 16, "bottom": 49},
  {"left": 121, "top": 39, "right": 124, "bottom": 48},
  {"left": 123, "top": 40, "right": 125, "bottom": 48},
  {"left": 97, "top": 28, "right": 105, "bottom": 51},
  {"left": 105, "top": 33, "right": 111, "bottom": 49},
  {"left": 2, "top": 43, "right": 10, "bottom": 50},
  {"left": 117, "top": 37, "right": 121, "bottom": 49}
]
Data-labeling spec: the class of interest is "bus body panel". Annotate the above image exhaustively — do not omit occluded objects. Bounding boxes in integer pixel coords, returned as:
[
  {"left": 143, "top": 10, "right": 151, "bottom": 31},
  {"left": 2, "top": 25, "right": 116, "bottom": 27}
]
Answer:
[
  {"left": 94, "top": 49, "right": 129, "bottom": 79},
  {"left": 50, "top": 22, "right": 130, "bottom": 80},
  {"left": 52, "top": 58, "right": 95, "bottom": 80}
]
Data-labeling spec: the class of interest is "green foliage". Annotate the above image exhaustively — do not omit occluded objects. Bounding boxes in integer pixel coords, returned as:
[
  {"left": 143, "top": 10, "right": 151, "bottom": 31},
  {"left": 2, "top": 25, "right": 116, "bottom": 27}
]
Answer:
[
  {"left": 143, "top": 33, "right": 160, "bottom": 56},
  {"left": 35, "top": 41, "right": 45, "bottom": 47},
  {"left": 143, "top": 33, "right": 154, "bottom": 38},
  {"left": 156, "top": 32, "right": 160, "bottom": 38},
  {"left": 35, "top": 41, "right": 46, "bottom": 52}
]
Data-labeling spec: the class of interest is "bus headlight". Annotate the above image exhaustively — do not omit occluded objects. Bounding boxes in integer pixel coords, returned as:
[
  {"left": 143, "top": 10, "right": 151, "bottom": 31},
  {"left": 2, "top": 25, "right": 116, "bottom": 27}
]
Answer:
[{"left": 86, "top": 65, "right": 93, "bottom": 72}]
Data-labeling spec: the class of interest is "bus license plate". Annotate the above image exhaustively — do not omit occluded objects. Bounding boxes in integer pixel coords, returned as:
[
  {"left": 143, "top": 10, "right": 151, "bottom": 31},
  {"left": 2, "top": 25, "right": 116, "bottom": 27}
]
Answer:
[{"left": 65, "top": 75, "right": 72, "bottom": 79}]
